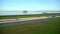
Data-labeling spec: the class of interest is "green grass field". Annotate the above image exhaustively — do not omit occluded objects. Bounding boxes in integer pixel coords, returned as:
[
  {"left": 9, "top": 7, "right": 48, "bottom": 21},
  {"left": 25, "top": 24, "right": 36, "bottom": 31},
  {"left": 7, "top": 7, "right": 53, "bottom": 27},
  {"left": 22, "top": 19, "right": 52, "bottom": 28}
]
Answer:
[
  {"left": 0, "top": 14, "right": 51, "bottom": 19},
  {"left": 0, "top": 17, "right": 60, "bottom": 34}
]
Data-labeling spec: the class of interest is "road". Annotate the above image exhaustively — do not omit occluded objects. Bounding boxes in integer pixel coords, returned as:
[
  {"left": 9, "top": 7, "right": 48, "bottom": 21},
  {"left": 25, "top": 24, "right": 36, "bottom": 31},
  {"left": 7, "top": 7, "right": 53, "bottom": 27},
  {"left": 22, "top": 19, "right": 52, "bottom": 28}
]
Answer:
[{"left": 0, "top": 17, "right": 60, "bottom": 27}]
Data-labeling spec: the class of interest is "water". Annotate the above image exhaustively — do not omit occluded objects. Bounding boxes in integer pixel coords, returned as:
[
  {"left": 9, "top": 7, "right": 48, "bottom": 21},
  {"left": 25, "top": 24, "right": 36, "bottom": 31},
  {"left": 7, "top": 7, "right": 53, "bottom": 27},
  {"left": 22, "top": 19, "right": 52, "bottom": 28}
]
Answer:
[
  {"left": 0, "top": 11, "right": 60, "bottom": 16},
  {"left": 0, "top": 11, "right": 42, "bottom": 15}
]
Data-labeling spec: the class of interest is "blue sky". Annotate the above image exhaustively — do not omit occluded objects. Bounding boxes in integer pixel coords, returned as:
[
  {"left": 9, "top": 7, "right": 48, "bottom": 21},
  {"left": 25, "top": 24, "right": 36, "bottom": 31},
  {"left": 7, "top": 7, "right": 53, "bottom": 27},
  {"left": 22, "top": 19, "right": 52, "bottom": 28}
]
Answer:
[
  {"left": 0, "top": 0, "right": 60, "bottom": 11},
  {"left": 0, "top": 0, "right": 60, "bottom": 15}
]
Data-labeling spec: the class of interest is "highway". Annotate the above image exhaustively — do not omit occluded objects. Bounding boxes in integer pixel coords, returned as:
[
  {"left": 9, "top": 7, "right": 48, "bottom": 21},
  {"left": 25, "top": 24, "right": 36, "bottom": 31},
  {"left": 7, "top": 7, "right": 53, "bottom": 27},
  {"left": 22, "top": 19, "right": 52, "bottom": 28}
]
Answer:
[{"left": 0, "top": 17, "right": 60, "bottom": 27}]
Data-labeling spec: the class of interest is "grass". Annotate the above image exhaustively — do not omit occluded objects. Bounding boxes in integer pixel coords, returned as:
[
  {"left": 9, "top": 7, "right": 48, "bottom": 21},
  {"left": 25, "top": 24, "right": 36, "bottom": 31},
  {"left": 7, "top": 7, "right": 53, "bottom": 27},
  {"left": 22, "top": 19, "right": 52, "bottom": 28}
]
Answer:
[
  {"left": 0, "top": 14, "right": 51, "bottom": 19},
  {"left": 0, "top": 17, "right": 60, "bottom": 34},
  {"left": 0, "top": 13, "right": 60, "bottom": 19}
]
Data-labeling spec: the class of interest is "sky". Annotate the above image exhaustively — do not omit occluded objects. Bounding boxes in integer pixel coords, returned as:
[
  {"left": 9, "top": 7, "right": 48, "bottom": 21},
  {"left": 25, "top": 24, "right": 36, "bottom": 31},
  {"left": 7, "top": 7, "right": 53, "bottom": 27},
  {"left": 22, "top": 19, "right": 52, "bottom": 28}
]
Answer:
[
  {"left": 0, "top": 0, "right": 60, "bottom": 15},
  {"left": 0, "top": 0, "right": 60, "bottom": 11}
]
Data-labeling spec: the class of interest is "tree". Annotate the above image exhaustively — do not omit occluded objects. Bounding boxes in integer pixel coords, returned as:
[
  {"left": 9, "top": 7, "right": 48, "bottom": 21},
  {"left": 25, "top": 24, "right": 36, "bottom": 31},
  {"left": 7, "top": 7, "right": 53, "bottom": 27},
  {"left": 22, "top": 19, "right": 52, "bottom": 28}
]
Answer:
[{"left": 23, "top": 11, "right": 28, "bottom": 14}]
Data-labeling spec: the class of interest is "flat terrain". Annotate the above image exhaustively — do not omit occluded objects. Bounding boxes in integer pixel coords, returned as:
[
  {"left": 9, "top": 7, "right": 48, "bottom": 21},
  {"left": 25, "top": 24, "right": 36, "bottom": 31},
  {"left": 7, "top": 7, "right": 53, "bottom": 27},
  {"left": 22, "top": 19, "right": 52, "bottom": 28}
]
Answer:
[
  {"left": 0, "top": 14, "right": 51, "bottom": 23},
  {"left": 19, "top": 17, "right": 51, "bottom": 21},
  {"left": 0, "top": 17, "right": 51, "bottom": 23},
  {"left": 0, "top": 17, "right": 60, "bottom": 34},
  {"left": 0, "top": 14, "right": 51, "bottom": 19}
]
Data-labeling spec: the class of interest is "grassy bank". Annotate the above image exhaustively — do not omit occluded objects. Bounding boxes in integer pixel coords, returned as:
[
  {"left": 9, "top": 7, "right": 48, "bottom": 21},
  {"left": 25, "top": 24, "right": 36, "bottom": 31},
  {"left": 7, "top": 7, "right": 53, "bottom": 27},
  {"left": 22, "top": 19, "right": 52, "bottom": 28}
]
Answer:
[{"left": 0, "top": 18, "right": 60, "bottom": 34}]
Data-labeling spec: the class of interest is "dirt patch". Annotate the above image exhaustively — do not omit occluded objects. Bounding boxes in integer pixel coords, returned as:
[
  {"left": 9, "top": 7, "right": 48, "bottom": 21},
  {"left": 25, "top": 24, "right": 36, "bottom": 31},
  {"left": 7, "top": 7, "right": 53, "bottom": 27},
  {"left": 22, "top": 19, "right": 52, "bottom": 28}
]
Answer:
[{"left": 0, "top": 17, "right": 51, "bottom": 23}]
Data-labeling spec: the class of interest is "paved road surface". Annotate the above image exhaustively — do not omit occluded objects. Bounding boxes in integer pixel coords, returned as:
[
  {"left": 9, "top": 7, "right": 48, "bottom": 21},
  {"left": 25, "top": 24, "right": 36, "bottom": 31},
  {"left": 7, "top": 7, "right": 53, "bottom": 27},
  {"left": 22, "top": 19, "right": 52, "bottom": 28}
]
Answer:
[{"left": 0, "top": 18, "right": 60, "bottom": 27}]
